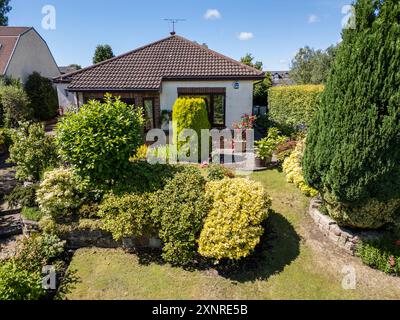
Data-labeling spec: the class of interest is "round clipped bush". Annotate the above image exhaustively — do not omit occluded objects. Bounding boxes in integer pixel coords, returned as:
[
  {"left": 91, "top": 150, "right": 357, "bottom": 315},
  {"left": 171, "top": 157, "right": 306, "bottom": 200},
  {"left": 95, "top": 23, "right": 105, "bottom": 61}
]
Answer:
[
  {"left": 198, "top": 178, "right": 271, "bottom": 261},
  {"left": 151, "top": 166, "right": 211, "bottom": 266},
  {"left": 303, "top": 0, "right": 400, "bottom": 229},
  {"left": 98, "top": 193, "right": 154, "bottom": 241},
  {"left": 56, "top": 94, "right": 145, "bottom": 185},
  {"left": 37, "top": 168, "right": 83, "bottom": 219},
  {"left": 172, "top": 97, "right": 210, "bottom": 161}
]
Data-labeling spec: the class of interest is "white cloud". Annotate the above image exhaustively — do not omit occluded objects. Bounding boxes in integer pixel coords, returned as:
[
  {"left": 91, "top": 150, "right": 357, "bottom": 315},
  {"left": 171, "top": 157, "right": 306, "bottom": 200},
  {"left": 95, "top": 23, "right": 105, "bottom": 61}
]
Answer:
[
  {"left": 308, "top": 14, "right": 319, "bottom": 24},
  {"left": 279, "top": 59, "right": 288, "bottom": 64},
  {"left": 204, "top": 9, "right": 221, "bottom": 20},
  {"left": 238, "top": 32, "right": 254, "bottom": 41}
]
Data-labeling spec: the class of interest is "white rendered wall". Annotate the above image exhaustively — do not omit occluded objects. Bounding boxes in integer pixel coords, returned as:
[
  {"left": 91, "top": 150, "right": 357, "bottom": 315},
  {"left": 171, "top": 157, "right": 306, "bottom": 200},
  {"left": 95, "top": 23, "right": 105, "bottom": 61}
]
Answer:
[
  {"left": 6, "top": 29, "right": 60, "bottom": 83},
  {"left": 160, "top": 80, "right": 254, "bottom": 128}
]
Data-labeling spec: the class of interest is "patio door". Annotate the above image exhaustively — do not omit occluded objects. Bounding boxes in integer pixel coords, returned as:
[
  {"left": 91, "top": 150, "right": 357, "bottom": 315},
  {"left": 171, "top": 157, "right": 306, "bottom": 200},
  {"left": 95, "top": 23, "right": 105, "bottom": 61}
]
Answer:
[
  {"left": 143, "top": 98, "right": 155, "bottom": 130},
  {"left": 178, "top": 92, "right": 226, "bottom": 128}
]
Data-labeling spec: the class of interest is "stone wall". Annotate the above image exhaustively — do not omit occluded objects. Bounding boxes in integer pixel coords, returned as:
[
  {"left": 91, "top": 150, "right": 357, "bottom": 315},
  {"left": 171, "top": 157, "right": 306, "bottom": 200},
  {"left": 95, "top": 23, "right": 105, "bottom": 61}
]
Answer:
[{"left": 309, "top": 198, "right": 383, "bottom": 256}]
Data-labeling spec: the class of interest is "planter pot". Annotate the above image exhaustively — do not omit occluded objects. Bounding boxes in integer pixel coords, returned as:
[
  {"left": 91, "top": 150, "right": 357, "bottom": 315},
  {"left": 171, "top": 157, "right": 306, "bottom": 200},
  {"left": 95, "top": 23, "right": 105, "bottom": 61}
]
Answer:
[{"left": 255, "top": 156, "right": 272, "bottom": 168}]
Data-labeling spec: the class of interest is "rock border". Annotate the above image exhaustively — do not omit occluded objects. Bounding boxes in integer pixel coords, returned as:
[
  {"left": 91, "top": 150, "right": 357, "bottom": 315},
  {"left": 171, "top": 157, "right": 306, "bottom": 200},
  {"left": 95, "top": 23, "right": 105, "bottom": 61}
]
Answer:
[{"left": 309, "top": 198, "right": 383, "bottom": 256}]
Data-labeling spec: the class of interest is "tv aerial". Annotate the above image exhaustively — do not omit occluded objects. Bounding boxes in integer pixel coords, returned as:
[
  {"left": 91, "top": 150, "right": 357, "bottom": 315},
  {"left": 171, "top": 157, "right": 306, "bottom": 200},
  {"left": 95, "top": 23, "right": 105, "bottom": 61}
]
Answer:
[{"left": 163, "top": 18, "right": 186, "bottom": 35}]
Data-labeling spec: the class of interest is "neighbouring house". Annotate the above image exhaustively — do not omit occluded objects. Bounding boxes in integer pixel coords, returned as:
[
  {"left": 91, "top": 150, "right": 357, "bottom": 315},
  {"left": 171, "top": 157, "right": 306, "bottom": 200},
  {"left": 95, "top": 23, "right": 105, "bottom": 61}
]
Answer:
[
  {"left": 270, "top": 71, "right": 293, "bottom": 86},
  {"left": 53, "top": 34, "right": 265, "bottom": 129},
  {"left": 0, "top": 27, "right": 60, "bottom": 83},
  {"left": 59, "top": 65, "right": 81, "bottom": 75}
]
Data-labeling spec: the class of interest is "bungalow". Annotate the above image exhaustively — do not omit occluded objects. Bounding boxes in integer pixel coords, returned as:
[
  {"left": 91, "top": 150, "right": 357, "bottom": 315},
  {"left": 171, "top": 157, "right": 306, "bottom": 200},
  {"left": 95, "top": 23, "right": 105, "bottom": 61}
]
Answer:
[
  {"left": 0, "top": 27, "right": 60, "bottom": 83},
  {"left": 53, "top": 34, "right": 265, "bottom": 129}
]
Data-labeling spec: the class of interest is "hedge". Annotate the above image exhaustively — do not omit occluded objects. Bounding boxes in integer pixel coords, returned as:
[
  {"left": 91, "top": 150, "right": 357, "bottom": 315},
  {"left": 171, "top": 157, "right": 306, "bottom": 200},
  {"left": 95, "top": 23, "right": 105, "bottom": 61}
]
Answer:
[{"left": 268, "top": 85, "right": 324, "bottom": 132}]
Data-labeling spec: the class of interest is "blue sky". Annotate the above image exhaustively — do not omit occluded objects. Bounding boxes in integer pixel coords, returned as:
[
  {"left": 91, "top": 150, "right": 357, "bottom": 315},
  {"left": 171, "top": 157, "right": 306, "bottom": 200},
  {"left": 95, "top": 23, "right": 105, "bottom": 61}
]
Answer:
[{"left": 9, "top": 0, "right": 349, "bottom": 71}]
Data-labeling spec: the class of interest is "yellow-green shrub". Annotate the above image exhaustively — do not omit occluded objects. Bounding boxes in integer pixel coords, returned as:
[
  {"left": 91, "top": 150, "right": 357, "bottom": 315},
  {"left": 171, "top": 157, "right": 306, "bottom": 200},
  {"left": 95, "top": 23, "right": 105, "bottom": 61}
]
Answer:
[
  {"left": 282, "top": 140, "right": 318, "bottom": 197},
  {"left": 268, "top": 85, "right": 324, "bottom": 132},
  {"left": 98, "top": 193, "right": 154, "bottom": 241},
  {"left": 198, "top": 178, "right": 271, "bottom": 261},
  {"left": 172, "top": 97, "right": 210, "bottom": 161}
]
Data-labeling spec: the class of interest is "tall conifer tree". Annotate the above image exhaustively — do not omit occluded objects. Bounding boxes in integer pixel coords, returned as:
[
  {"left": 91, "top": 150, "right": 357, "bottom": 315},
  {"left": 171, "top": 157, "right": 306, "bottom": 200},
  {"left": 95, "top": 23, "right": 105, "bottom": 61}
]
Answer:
[{"left": 303, "top": 0, "right": 400, "bottom": 229}]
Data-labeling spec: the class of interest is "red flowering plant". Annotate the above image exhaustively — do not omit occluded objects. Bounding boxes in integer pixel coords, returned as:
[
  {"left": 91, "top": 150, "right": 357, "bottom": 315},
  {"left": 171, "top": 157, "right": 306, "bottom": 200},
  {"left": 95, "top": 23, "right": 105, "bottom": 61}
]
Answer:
[{"left": 232, "top": 114, "right": 257, "bottom": 141}]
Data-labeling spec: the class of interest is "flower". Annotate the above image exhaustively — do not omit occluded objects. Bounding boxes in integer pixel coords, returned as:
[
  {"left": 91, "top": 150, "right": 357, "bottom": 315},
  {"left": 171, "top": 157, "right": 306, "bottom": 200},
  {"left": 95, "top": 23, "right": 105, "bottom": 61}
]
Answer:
[{"left": 395, "top": 240, "right": 400, "bottom": 247}]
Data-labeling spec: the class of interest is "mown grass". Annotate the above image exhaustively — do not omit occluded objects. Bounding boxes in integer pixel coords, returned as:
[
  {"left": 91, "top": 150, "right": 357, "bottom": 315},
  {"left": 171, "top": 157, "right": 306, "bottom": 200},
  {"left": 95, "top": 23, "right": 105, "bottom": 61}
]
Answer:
[{"left": 64, "top": 169, "right": 370, "bottom": 300}]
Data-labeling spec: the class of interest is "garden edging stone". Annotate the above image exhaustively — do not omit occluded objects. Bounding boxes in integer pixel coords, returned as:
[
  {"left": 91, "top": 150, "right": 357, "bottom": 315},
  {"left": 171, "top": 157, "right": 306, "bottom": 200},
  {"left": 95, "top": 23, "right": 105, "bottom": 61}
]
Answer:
[{"left": 309, "top": 198, "right": 383, "bottom": 256}]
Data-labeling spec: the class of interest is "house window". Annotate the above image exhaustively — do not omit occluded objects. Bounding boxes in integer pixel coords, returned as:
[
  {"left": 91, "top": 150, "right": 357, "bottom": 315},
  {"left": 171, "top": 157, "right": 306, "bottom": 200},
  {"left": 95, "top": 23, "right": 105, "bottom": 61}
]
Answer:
[{"left": 178, "top": 88, "right": 226, "bottom": 128}]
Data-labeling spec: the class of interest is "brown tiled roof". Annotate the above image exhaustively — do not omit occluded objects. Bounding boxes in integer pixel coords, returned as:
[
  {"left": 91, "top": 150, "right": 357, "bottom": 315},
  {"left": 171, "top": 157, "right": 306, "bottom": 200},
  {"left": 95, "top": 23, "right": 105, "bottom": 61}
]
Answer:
[
  {"left": 0, "top": 27, "right": 32, "bottom": 74},
  {"left": 56, "top": 35, "right": 265, "bottom": 91}
]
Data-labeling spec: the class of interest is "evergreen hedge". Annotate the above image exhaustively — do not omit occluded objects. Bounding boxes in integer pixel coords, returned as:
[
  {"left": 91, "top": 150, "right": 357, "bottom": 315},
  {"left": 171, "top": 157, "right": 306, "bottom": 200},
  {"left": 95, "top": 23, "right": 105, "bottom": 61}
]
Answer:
[
  {"left": 303, "top": 0, "right": 400, "bottom": 229},
  {"left": 268, "top": 85, "right": 324, "bottom": 132}
]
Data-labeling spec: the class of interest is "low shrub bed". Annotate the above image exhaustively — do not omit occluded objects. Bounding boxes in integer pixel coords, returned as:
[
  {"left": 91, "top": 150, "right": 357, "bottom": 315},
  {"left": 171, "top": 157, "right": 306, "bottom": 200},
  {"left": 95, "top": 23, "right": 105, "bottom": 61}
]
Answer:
[
  {"left": 0, "top": 233, "right": 67, "bottom": 300},
  {"left": 282, "top": 140, "right": 318, "bottom": 197},
  {"left": 356, "top": 234, "right": 400, "bottom": 275}
]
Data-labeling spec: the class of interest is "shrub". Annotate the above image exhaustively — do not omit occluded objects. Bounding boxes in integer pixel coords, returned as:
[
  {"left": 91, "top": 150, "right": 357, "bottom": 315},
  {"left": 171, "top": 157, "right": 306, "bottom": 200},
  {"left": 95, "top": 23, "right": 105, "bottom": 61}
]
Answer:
[
  {"left": 198, "top": 178, "right": 271, "bottom": 261},
  {"left": 0, "top": 233, "right": 65, "bottom": 300},
  {"left": 130, "top": 144, "right": 149, "bottom": 162},
  {"left": 282, "top": 140, "right": 318, "bottom": 197},
  {"left": 98, "top": 193, "right": 154, "bottom": 241},
  {"left": 303, "top": 0, "right": 400, "bottom": 229},
  {"left": 207, "top": 164, "right": 235, "bottom": 181},
  {"left": 6, "top": 184, "right": 38, "bottom": 209},
  {"left": 152, "top": 167, "right": 211, "bottom": 266},
  {"left": 14, "top": 233, "right": 65, "bottom": 272},
  {"left": 356, "top": 235, "right": 400, "bottom": 275},
  {"left": 255, "top": 127, "right": 286, "bottom": 160},
  {"left": 56, "top": 94, "right": 145, "bottom": 185},
  {"left": 37, "top": 168, "right": 83, "bottom": 219},
  {"left": 21, "top": 207, "right": 43, "bottom": 222},
  {"left": 0, "top": 85, "right": 32, "bottom": 128},
  {"left": 24, "top": 72, "right": 59, "bottom": 121},
  {"left": 324, "top": 194, "right": 400, "bottom": 230},
  {"left": 172, "top": 97, "right": 210, "bottom": 161},
  {"left": 0, "top": 261, "right": 44, "bottom": 300},
  {"left": 0, "top": 127, "right": 12, "bottom": 153},
  {"left": 268, "top": 85, "right": 324, "bottom": 133},
  {"left": 78, "top": 203, "right": 100, "bottom": 219},
  {"left": 7, "top": 122, "right": 59, "bottom": 181},
  {"left": 112, "top": 162, "right": 180, "bottom": 195}
]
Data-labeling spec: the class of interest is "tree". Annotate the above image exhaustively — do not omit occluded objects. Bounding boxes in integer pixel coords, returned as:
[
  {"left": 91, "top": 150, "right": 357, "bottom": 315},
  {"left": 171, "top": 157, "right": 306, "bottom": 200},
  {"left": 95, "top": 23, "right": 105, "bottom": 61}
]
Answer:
[
  {"left": 0, "top": 0, "right": 11, "bottom": 26},
  {"left": 56, "top": 94, "right": 145, "bottom": 186},
  {"left": 68, "top": 64, "right": 82, "bottom": 70},
  {"left": 240, "top": 54, "right": 271, "bottom": 106},
  {"left": 93, "top": 44, "right": 115, "bottom": 64},
  {"left": 241, "top": 53, "right": 263, "bottom": 71},
  {"left": 25, "top": 72, "right": 59, "bottom": 121},
  {"left": 290, "top": 45, "right": 337, "bottom": 85},
  {"left": 303, "top": 0, "right": 400, "bottom": 229}
]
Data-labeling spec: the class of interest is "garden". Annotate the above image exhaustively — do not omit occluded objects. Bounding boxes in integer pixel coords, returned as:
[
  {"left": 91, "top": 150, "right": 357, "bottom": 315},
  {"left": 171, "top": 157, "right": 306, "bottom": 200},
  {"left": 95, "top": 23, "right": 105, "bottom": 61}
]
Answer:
[{"left": 1, "top": 0, "right": 400, "bottom": 300}]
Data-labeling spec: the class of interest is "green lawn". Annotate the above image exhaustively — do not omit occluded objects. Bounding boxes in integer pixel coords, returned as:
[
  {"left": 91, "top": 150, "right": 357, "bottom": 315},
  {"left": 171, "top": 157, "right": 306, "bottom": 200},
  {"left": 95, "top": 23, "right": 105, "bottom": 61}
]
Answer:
[{"left": 64, "top": 169, "right": 399, "bottom": 300}]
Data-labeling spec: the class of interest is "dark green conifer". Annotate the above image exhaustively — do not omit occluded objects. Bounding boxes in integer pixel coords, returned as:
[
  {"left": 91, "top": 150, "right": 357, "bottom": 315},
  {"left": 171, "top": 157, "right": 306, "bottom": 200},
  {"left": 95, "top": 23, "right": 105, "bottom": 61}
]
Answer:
[{"left": 303, "top": 0, "right": 400, "bottom": 229}]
